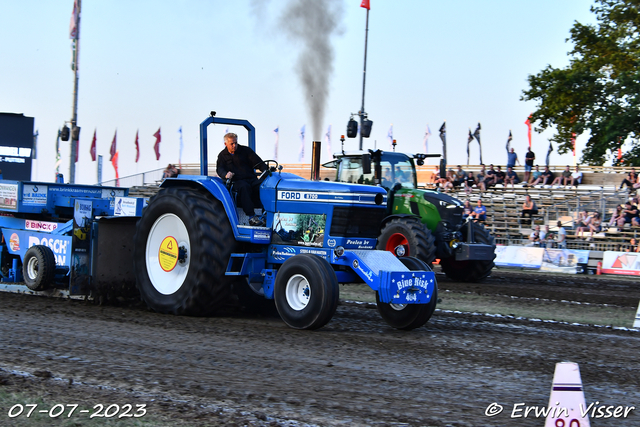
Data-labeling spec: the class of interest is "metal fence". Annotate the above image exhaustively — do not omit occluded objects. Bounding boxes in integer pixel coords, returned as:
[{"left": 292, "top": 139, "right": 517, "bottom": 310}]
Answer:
[{"left": 98, "top": 168, "right": 165, "bottom": 187}]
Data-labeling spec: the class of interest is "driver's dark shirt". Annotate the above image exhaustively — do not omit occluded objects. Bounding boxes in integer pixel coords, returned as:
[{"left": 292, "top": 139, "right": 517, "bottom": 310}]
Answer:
[{"left": 216, "top": 145, "right": 266, "bottom": 181}]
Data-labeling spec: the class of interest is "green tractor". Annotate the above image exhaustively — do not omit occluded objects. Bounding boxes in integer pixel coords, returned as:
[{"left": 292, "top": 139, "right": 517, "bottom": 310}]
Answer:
[{"left": 323, "top": 150, "right": 496, "bottom": 282}]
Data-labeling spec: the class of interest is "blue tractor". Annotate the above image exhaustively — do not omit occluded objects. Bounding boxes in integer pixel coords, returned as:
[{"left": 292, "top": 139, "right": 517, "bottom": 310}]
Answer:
[{"left": 133, "top": 114, "right": 439, "bottom": 330}]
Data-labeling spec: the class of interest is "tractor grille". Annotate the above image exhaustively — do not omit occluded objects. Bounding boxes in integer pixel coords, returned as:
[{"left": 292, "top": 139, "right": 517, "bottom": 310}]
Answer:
[{"left": 330, "top": 206, "right": 386, "bottom": 238}]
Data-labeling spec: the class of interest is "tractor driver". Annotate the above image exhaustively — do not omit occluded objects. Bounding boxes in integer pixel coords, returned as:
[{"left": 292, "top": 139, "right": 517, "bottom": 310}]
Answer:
[{"left": 216, "top": 132, "right": 267, "bottom": 227}]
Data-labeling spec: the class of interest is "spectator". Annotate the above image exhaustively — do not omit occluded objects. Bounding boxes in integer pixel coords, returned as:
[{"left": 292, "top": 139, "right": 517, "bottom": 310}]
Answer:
[
  {"left": 526, "top": 165, "right": 542, "bottom": 185},
  {"left": 505, "top": 166, "right": 519, "bottom": 188},
  {"left": 528, "top": 225, "right": 541, "bottom": 246},
  {"left": 587, "top": 212, "right": 602, "bottom": 240},
  {"left": 455, "top": 165, "right": 468, "bottom": 187},
  {"left": 471, "top": 199, "right": 487, "bottom": 222},
  {"left": 556, "top": 220, "right": 567, "bottom": 249},
  {"left": 476, "top": 165, "right": 487, "bottom": 192},
  {"left": 493, "top": 166, "right": 506, "bottom": 186},
  {"left": 539, "top": 224, "right": 550, "bottom": 248},
  {"left": 619, "top": 168, "right": 637, "bottom": 191},
  {"left": 163, "top": 163, "right": 179, "bottom": 178},
  {"left": 626, "top": 238, "right": 640, "bottom": 252},
  {"left": 444, "top": 169, "right": 457, "bottom": 192},
  {"left": 506, "top": 147, "right": 520, "bottom": 169},
  {"left": 463, "top": 171, "right": 477, "bottom": 196},
  {"left": 524, "top": 147, "right": 535, "bottom": 183},
  {"left": 609, "top": 205, "right": 624, "bottom": 227},
  {"left": 521, "top": 194, "right": 538, "bottom": 226},
  {"left": 531, "top": 166, "right": 554, "bottom": 187},
  {"left": 546, "top": 231, "right": 556, "bottom": 248},
  {"left": 462, "top": 200, "right": 473, "bottom": 220},
  {"left": 618, "top": 201, "right": 638, "bottom": 228},
  {"left": 551, "top": 165, "right": 572, "bottom": 187},
  {"left": 575, "top": 210, "right": 592, "bottom": 238},
  {"left": 570, "top": 166, "right": 583, "bottom": 187},
  {"left": 484, "top": 164, "right": 497, "bottom": 187}
]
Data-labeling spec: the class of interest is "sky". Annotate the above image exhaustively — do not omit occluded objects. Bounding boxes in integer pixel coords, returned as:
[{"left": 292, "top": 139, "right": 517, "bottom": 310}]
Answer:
[{"left": 1, "top": 0, "right": 599, "bottom": 185}]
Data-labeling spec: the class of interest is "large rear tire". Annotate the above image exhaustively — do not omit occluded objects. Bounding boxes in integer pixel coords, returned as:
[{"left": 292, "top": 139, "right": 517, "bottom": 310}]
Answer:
[
  {"left": 440, "top": 221, "right": 496, "bottom": 282},
  {"left": 274, "top": 254, "right": 339, "bottom": 330},
  {"left": 377, "top": 217, "right": 436, "bottom": 264},
  {"left": 376, "top": 257, "right": 438, "bottom": 330},
  {"left": 23, "top": 245, "right": 56, "bottom": 291},
  {"left": 133, "top": 187, "right": 233, "bottom": 316}
]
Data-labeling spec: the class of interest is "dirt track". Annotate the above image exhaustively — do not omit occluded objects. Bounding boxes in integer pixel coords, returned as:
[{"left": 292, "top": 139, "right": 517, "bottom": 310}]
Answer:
[{"left": 1, "top": 270, "right": 639, "bottom": 426}]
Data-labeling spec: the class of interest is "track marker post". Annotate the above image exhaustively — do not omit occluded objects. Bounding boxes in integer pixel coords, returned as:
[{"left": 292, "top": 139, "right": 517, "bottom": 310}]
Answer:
[
  {"left": 634, "top": 300, "right": 640, "bottom": 328},
  {"left": 544, "top": 362, "right": 591, "bottom": 427}
]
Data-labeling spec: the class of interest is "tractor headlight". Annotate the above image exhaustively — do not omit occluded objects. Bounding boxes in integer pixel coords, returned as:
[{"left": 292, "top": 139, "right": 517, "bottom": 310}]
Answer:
[
  {"left": 394, "top": 245, "right": 406, "bottom": 257},
  {"left": 334, "top": 246, "right": 345, "bottom": 257}
]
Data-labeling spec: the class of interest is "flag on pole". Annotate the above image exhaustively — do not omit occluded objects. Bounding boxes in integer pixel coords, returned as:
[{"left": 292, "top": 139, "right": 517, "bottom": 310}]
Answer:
[
  {"left": 525, "top": 114, "right": 532, "bottom": 147},
  {"left": 473, "top": 123, "right": 482, "bottom": 164},
  {"left": 467, "top": 129, "right": 474, "bottom": 165},
  {"left": 90, "top": 129, "right": 96, "bottom": 161},
  {"left": 32, "top": 129, "right": 38, "bottom": 160},
  {"left": 439, "top": 121, "right": 447, "bottom": 159},
  {"left": 178, "top": 127, "right": 183, "bottom": 167},
  {"left": 546, "top": 141, "right": 553, "bottom": 166},
  {"left": 298, "top": 125, "right": 305, "bottom": 162},
  {"left": 325, "top": 125, "right": 332, "bottom": 160},
  {"left": 617, "top": 137, "right": 623, "bottom": 164},
  {"left": 273, "top": 126, "right": 279, "bottom": 161},
  {"left": 423, "top": 124, "right": 431, "bottom": 154},
  {"left": 55, "top": 129, "right": 62, "bottom": 176},
  {"left": 69, "top": 0, "right": 79, "bottom": 39},
  {"left": 134, "top": 130, "right": 140, "bottom": 163},
  {"left": 506, "top": 130, "right": 513, "bottom": 152},
  {"left": 387, "top": 124, "right": 393, "bottom": 149},
  {"left": 360, "top": 0, "right": 370, "bottom": 10},
  {"left": 111, "top": 151, "right": 120, "bottom": 187},
  {"left": 109, "top": 130, "right": 117, "bottom": 161},
  {"left": 74, "top": 138, "right": 79, "bottom": 163},
  {"left": 153, "top": 127, "right": 161, "bottom": 161}
]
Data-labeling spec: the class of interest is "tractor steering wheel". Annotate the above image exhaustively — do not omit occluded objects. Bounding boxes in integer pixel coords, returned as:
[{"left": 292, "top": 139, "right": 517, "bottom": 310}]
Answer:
[{"left": 256, "top": 160, "right": 279, "bottom": 182}]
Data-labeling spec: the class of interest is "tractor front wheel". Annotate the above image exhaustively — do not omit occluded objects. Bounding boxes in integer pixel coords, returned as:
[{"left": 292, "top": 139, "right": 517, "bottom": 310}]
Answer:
[
  {"left": 378, "top": 217, "right": 436, "bottom": 264},
  {"left": 376, "top": 256, "right": 438, "bottom": 330}
]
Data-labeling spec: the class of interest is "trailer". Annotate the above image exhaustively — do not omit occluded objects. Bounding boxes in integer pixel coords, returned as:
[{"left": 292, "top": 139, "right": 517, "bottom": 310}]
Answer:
[{"left": 0, "top": 113, "right": 439, "bottom": 330}]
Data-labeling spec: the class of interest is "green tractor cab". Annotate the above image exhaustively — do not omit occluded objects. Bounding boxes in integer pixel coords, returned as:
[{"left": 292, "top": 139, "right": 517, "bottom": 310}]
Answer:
[{"left": 324, "top": 150, "right": 496, "bottom": 282}]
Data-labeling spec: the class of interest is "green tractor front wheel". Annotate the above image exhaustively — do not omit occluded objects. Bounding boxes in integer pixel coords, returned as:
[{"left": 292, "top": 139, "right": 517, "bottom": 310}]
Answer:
[{"left": 377, "top": 217, "right": 436, "bottom": 264}]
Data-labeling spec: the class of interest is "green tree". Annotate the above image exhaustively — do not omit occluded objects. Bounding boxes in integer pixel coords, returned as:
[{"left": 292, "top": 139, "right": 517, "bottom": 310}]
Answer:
[{"left": 522, "top": 0, "right": 640, "bottom": 165}]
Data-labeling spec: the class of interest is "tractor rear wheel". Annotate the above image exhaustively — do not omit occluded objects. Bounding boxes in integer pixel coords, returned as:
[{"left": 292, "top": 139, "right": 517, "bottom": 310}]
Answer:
[
  {"left": 376, "top": 256, "right": 438, "bottom": 330},
  {"left": 133, "top": 187, "right": 233, "bottom": 316},
  {"left": 274, "top": 254, "right": 339, "bottom": 330},
  {"left": 377, "top": 217, "right": 436, "bottom": 264},
  {"left": 440, "top": 221, "right": 495, "bottom": 282},
  {"left": 23, "top": 245, "right": 56, "bottom": 291}
]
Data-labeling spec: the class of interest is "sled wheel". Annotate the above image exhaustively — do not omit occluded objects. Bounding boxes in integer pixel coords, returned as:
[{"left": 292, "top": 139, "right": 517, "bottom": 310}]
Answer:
[
  {"left": 376, "top": 256, "right": 438, "bottom": 330},
  {"left": 378, "top": 217, "right": 436, "bottom": 263},
  {"left": 23, "top": 245, "right": 56, "bottom": 291},
  {"left": 440, "top": 221, "right": 495, "bottom": 282},
  {"left": 133, "top": 187, "right": 233, "bottom": 316},
  {"left": 274, "top": 254, "right": 339, "bottom": 330}
]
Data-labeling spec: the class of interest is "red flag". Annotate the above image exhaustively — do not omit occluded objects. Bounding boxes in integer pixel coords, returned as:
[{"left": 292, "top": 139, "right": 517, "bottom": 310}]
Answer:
[
  {"left": 109, "top": 130, "right": 117, "bottom": 161},
  {"left": 525, "top": 114, "right": 532, "bottom": 148},
  {"left": 90, "top": 129, "right": 96, "bottom": 161},
  {"left": 112, "top": 151, "right": 120, "bottom": 187},
  {"left": 571, "top": 133, "right": 576, "bottom": 157},
  {"left": 134, "top": 130, "right": 140, "bottom": 163},
  {"left": 618, "top": 137, "right": 623, "bottom": 163},
  {"left": 69, "top": 0, "right": 79, "bottom": 39},
  {"left": 153, "top": 127, "right": 161, "bottom": 161},
  {"left": 360, "top": 0, "right": 370, "bottom": 10}
]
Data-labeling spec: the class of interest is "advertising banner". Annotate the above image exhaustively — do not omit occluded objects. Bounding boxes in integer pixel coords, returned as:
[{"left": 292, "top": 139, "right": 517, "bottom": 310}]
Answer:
[
  {"left": 271, "top": 213, "right": 325, "bottom": 247},
  {"left": 494, "top": 246, "right": 544, "bottom": 269},
  {"left": 601, "top": 251, "right": 640, "bottom": 276},
  {"left": 540, "top": 249, "right": 589, "bottom": 274}
]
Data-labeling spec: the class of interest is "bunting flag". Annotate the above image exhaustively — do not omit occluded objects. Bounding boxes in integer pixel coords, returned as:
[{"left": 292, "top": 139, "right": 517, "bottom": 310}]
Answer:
[
  {"left": 298, "top": 125, "right": 305, "bottom": 162},
  {"left": 525, "top": 114, "right": 532, "bottom": 147},
  {"left": 325, "top": 125, "right": 332, "bottom": 160},
  {"left": 153, "top": 127, "right": 161, "bottom": 161},
  {"left": 55, "top": 129, "right": 62, "bottom": 176},
  {"left": 274, "top": 126, "right": 279, "bottom": 161},
  {"left": 134, "top": 130, "right": 140, "bottom": 163},
  {"left": 32, "top": 129, "right": 38, "bottom": 160},
  {"left": 360, "top": 0, "right": 370, "bottom": 10},
  {"left": 506, "top": 130, "right": 513, "bottom": 152},
  {"left": 467, "top": 129, "right": 474, "bottom": 165},
  {"left": 546, "top": 141, "right": 553, "bottom": 166},
  {"left": 69, "top": 0, "right": 79, "bottom": 39},
  {"left": 109, "top": 130, "right": 117, "bottom": 161},
  {"left": 618, "top": 137, "right": 623, "bottom": 164},
  {"left": 423, "top": 124, "right": 431, "bottom": 154},
  {"left": 178, "top": 127, "right": 183, "bottom": 167},
  {"left": 90, "top": 129, "right": 96, "bottom": 161},
  {"left": 387, "top": 124, "right": 393, "bottom": 149},
  {"left": 473, "top": 123, "right": 482, "bottom": 164},
  {"left": 439, "top": 121, "right": 447, "bottom": 159},
  {"left": 111, "top": 150, "right": 120, "bottom": 187}
]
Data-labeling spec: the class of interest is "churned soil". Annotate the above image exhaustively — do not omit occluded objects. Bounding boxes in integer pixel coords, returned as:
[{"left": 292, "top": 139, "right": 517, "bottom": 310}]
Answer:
[{"left": 0, "top": 270, "right": 639, "bottom": 427}]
